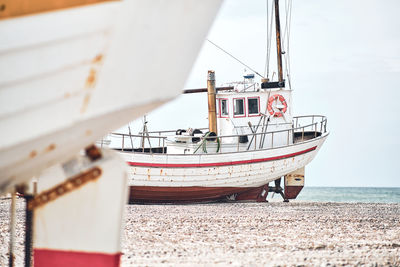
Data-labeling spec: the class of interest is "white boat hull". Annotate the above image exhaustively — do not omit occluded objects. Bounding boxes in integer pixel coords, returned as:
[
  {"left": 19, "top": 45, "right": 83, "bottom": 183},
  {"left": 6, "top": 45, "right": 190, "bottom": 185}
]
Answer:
[
  {"left": 122, "top": 133, "right": 328, "bottom": 203},
  {"left": 0, "top": 0, "right": 222, "bottom": 194},
  {"left": 32, "top": 149, "right": 128, "bottom": 266}
]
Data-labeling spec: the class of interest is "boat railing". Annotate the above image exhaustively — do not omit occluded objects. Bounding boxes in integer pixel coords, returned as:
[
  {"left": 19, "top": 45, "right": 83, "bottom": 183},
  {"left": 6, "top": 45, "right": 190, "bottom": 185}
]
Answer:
[
  {"left": 139, "top": 127, "right": 209, "bottom": 136},
  {"left": 203, "top": 115, "right": 327, "bottom": 152},
  {"left": 111, "top": 115, "right": 327, "bottom": 153},
  {"left": 110, "top": 132, "right": 169, "bottom": 152}
]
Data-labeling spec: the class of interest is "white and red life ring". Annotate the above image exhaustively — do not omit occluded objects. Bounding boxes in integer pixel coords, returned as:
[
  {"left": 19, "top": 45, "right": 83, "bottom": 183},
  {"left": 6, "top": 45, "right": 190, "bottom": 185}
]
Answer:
[{"left": 267, "top": 94, "right": 287, "bottom": 117}]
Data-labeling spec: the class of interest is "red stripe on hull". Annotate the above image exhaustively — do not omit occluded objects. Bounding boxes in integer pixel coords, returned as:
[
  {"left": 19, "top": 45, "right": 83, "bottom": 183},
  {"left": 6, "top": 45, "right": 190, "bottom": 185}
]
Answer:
[
  {"left": 130, "top": 186, "right": 265, "bottom": 203},
  {"left": 34, "top": 249, "right": 121, "bottom": 267},
  {"left": 127, "top": 146, "right": 317, "bottom": 168}
]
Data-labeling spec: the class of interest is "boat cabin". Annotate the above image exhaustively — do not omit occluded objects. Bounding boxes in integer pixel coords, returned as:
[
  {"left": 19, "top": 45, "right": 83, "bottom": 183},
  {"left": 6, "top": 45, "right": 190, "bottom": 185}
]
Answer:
[
  {"left": 166, "top": 84, "right": 294, "bottom": 154},
  {"left": 109, "top": 74, "right": 326, "bottom": 157}
]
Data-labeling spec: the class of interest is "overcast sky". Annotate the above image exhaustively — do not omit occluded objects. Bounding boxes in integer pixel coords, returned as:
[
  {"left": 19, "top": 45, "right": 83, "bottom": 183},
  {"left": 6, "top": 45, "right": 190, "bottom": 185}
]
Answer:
[{"left": 125, "top": 0, "right": 400, "bottom": 187}]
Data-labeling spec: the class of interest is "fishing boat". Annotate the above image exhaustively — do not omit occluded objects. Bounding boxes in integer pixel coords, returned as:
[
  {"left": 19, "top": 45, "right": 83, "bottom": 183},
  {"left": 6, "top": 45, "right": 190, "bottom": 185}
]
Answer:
[
  {"left": 115, "top": 0, "right": 329, "bottom": 203},
  {"left": 0, "top": 1, "right": 221, "bottom": 266}
]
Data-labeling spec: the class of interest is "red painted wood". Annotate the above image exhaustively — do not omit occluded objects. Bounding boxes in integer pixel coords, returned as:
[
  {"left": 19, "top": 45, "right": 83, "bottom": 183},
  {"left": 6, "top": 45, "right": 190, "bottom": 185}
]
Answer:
[
  {"left": 235, "top": 184, "right": 269, "bottom": 202},
  {"left": 34, "top": 249, "right": 121, "bottom": 267},
  {"left": 130, "top": 186, "right": 261, "bottom": 203},
  {"left": 127, "top": 146, "right": 317, "bottom": 168},
  {"left": 284, "top": 185, "right": 304, "bottom": 199}
]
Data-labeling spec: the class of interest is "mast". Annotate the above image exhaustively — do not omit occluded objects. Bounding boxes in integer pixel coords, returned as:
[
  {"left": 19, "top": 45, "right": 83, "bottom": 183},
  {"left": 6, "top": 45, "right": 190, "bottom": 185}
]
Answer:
[
  {"left": 274, "top": 0, "right": 284, "bottom": 84},
  {"left": 261, "top": 0, "right": 285, "bottom": 89}
]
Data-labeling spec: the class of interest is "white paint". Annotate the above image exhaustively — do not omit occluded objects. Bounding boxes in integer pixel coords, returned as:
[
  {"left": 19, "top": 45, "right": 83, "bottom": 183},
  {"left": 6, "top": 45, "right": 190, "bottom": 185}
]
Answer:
[
  {"left": 117, "top": 84, "right": 327, "bottom": 192},
  {"left": 122, "top": 133, "right": 327, "bottom": 188},
  {"left": 34, "top": 149, "right": 128, "bottom": 253},
  {"left": 285, "top": 167, "right": 305, "bottom": 187},
  {"left": 216, "top": 87, "right": 293, "bottom": 137},
  {"left": 0, "top": 0, "right": 223, "bottom": 194},
  {"left": 164, "top": 88, "right": 294, "bottom": 154}
]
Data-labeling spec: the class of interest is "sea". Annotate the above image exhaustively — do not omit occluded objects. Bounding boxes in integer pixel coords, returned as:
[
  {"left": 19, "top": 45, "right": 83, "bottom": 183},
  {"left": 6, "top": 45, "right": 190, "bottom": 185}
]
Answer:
[{"left": 290, "top": 187, "right": 400, "bottom": 203}]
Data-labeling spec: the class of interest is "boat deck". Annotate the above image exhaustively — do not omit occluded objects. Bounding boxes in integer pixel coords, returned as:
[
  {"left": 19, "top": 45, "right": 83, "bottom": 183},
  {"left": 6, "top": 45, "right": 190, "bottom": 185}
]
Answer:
[{"left": 111, "top": 115, "right": 328, "bottom": 155}]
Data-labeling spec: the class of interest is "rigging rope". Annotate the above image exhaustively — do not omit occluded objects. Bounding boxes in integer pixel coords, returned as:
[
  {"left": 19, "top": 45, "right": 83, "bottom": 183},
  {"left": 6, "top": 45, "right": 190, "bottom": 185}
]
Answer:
[
  {"left": 287, "top": 0, "right": 293, "bottom": 88},
  {"left": 207, "top": 39, "right": 264, "bottom": 78},
  {"left": 264, "top": 0, "right": 274, "bottom": 78},
  {"left": 263, "top": 0, "right": 293, "bottom": 86},
  {"left": 193, "top": 132, "right": 220, "bottom": 154},
  {"left": 264, "top": 0, "right": 269, "bottom": 78},
  {"left": 281, "top": 0, "right": 292, "bottom": 89},
  {"left": 208, "top": 0, "right": 293, "bottom": 85}
]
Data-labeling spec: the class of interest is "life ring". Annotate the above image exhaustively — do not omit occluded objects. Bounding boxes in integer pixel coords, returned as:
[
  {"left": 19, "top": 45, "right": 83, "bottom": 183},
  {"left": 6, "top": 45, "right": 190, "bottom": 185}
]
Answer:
[{"left": 267, "top": 94, "right": 287, "bottom": 117}]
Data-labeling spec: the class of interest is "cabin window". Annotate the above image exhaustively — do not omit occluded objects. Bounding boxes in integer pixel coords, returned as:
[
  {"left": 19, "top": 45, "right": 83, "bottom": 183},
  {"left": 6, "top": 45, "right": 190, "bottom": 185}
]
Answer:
[
  {"left": 219, "top": 99, "right": 229, "bottom": 117},
  {"left": 248, "top": 97, "right": 260, "bottom": 116},
  {"left": 233, "top": 98, "right": 245, "bottom": 117}
]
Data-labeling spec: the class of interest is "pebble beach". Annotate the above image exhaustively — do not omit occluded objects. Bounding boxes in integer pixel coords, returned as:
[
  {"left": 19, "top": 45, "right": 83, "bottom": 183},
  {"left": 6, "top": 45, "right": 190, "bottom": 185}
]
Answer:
[{"left": 1, "top": 198, "right": 399, "bottom": 266}]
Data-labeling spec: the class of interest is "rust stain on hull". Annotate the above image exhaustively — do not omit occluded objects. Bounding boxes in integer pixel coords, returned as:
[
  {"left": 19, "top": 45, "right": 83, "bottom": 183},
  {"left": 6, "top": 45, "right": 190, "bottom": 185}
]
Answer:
[
  {"left": 80, "top": 54, "right": 104, "bottom": 113},
  {"left": 29, "top": 150, "right": 37, "bottom": 158},
  {"left": 28, "top": 166, "right": 102, "bottom": 210},
  {"left": 85, "top": 68, "right": 97, "bottom": 88},
  {"left": 80, "top": 93, "right": 91, "bottom": 114},
  {"left": 45, "top": 143, "right": 56, "bottom": 152},
  {"left": 92, "top": 54, "right": 103, "bottom": 64},
  {"left": 28, "top": 144, "right": 55, "bottom": 161},
  {"left": 85, "top": 145, "right": 102, "bottom": 161}
]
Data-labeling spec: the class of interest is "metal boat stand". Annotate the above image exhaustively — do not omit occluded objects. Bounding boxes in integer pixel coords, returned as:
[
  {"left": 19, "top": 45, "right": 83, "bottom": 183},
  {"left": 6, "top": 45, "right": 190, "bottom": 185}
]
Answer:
[
  {"left": 8, "top": 187, "right": 34, "bottom": 267},
  {"left": 268, "top": 178, "right": 289, "bottom": 202},
  {"left": 8, "top": 190, "right": 16, "bottom": 267},
  {"left": 7, "top": 186, "right": 33, "bottom": 267}
]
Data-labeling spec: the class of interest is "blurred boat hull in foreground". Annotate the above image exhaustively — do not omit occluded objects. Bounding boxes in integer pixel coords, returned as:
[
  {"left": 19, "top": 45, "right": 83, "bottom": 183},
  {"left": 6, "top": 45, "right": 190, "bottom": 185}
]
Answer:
[
  {"left": 0, "top": 1, "right": 222, "bottom": 266},
  {"left": 0, "top": 0, "right": 221, "bottom": 194}
]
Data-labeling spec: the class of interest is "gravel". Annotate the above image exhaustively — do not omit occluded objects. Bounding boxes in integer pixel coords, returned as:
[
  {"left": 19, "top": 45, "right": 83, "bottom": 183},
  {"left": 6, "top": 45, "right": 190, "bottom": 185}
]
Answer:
[{"left": 1, "top": 198, "right": 399, "bottom": 266}]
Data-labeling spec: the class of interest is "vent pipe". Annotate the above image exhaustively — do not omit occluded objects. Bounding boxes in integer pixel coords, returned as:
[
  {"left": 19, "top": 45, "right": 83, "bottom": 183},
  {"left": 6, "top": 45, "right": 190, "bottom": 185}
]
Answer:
[{"left": 207, "top": 70, "right": 218, "bottom": 135}]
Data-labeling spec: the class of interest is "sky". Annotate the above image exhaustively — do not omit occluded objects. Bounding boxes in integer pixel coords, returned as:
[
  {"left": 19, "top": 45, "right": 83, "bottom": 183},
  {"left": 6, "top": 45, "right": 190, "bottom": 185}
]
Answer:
[{"left": 122, "top": 0, "right": 400, "bottom": 187}]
